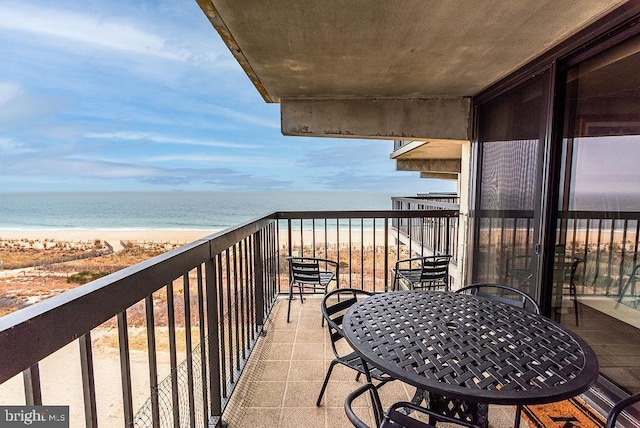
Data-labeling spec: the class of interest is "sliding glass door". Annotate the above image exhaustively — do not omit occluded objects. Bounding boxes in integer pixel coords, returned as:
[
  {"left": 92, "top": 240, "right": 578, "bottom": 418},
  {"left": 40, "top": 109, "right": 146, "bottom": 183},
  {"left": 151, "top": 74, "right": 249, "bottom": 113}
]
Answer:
[
  {"left": 557, "top": 33, "right": 640, "bottom": 394},
  {"left": 473, "top": 72, "right": 549, "bottom": 301}
]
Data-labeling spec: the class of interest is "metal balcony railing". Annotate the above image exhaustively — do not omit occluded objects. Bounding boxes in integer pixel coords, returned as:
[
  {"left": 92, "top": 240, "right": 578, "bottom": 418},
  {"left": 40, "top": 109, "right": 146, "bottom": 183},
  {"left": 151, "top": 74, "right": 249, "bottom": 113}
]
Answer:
[
  {"left": 477, "top": 209, "right": 640, "bottom": 305},
  {"left": 0, "top": 209, "right": 459, "bottom": 428}
]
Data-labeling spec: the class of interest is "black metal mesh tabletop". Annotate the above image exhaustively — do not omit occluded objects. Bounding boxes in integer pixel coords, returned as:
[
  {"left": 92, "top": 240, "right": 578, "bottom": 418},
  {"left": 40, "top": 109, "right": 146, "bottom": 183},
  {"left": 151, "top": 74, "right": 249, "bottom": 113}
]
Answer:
[{"left": 342, "top": 290, "right": 599, "bottom": 405}]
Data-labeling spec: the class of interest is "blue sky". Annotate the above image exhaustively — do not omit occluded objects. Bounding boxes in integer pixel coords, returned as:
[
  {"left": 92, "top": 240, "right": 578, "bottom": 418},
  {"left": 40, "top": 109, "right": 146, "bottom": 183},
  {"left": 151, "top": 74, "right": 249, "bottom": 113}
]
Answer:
[{"left": 0, "top": 0, "right": 454, "bottom": 194}]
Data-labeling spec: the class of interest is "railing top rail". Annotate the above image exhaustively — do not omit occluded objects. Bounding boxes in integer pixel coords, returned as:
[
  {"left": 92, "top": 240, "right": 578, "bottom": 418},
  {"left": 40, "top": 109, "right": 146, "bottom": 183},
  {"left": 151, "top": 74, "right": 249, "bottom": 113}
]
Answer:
[
  {"left": 477, "top": 209, "right": 640, "bottom": 220},
  {"left": 391, "top": 197, "right": 460, "bottom": 210},
  {"left": 276, "top": 209, "right": 459, "bottom": 219},
  {"left": 0, "top": 214, "right": 278, "bottom": 384}
]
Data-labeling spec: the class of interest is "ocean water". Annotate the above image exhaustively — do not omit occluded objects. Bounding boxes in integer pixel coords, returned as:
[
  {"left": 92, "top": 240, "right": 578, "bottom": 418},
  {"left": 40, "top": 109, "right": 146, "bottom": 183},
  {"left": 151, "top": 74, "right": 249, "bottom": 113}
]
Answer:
[{"left": 0, "top": 191, "right": 399, "bottom": 230}]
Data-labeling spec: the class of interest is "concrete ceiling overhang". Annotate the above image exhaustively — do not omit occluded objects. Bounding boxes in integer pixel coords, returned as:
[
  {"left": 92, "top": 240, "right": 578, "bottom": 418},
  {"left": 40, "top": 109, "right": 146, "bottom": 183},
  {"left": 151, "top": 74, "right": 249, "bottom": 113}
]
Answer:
[{"left": 197, "top": 0, "right": 625, "bottom": 141}]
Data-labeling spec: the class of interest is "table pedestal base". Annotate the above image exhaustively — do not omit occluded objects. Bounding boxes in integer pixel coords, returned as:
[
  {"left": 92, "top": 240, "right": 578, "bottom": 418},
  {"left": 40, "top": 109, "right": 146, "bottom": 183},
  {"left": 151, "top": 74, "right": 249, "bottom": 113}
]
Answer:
[{"left": 410, "top": 389, "right": 489, "bottom": 428}]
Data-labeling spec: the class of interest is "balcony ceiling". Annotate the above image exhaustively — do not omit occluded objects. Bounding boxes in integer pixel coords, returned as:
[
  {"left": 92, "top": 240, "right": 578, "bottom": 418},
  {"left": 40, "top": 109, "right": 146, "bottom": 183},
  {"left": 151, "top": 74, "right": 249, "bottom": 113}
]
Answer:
[{"left": 199, "top": 0, "right": 625, "bottom": 102}]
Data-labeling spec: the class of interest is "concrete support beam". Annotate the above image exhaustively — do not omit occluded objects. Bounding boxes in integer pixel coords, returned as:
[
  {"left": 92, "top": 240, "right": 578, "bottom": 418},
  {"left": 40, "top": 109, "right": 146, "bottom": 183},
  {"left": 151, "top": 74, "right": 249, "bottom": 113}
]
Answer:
[
  {"left": 396, "top": 158, "right": 461, "bottom": 174},
  {"left": 420, "top": 172, "right": 459, "bottom": 181},
  {"left": 281, "top": 98, "right": 470, "bottom": 141}
]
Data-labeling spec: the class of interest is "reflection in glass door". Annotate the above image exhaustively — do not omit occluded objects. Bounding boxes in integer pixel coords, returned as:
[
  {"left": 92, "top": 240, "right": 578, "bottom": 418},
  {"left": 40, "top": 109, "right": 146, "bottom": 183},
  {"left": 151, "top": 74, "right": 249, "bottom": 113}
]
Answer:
[
  {"left": 474, "top": 72, "right": 549, "bottom": 300},
  {"left": 558, "top": 33, "right": 640, "bottom": 394}
]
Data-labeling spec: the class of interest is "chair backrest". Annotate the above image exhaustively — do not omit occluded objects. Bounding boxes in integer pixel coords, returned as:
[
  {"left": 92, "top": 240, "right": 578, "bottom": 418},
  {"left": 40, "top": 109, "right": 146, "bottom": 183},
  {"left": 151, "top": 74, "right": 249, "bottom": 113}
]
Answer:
[
  {"left": 505, "top": 254, "right": 533, "bottom": 283},
  {"left": 419, "top": 255, "right": 452, "bottom": 283},
  {"left": 606, "top": 392, "right": 640, "bottom": 427},
  {"left": 456, "top": 283, "right": 541, "bottom": 314},
  {"left": 321, "top": 288, "right": 373, "bottom": 357},
  {"left": 288, "top": 257, "right": 321, "bottom": 283},
  {"left": 554, "top": 256, "right": 583, "bottom": 283}
]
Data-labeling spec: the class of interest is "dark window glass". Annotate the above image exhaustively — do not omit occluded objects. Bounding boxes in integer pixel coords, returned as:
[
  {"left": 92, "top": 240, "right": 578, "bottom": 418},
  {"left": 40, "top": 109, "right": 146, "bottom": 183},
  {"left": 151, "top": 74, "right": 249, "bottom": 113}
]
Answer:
[
  {"left": 474, "top": 72, "right": 548, "bottom": 292},
  {"left": 559, "top": 33, "right": 640, "bottom": 394}
]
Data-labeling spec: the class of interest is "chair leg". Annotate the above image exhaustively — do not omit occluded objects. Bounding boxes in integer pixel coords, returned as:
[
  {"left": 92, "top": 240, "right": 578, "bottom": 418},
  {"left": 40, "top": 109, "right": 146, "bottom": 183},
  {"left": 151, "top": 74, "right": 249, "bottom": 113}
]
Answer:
[
  {"left": 316, "top": 360, "right": 338, "bottom": 406},
  {"left": 514, "top": 404, "right": 522, "bottom": 428},
  {"left": 571, "top": 283, "right": 579, "bottom": 326},
  {"left": 287, "top": 283, "right": 294, "bottom": 323}
]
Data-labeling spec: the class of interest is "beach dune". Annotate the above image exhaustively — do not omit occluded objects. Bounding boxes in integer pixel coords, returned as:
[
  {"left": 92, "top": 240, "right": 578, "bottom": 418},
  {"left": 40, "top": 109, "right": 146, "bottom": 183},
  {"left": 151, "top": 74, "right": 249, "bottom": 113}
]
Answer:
[{"left": 0, "top": 229, "right": 220, "bottom": 245}]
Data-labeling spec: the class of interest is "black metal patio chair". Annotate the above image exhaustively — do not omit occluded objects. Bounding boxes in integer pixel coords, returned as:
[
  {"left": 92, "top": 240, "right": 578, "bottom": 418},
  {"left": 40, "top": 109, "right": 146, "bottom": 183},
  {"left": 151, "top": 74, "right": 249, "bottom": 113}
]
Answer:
[
  {"left": 456, "top": 283, "right": 541, "bottom": 314},
  {"left": 455, "top": 283, "right": 540, "bottom": 428},
  {"left": 391, "top": 255, "right": 452, "bottom": 291},
  {"left": 317, "top": 288, "right": 392, "bottom": 406},
  {"left": 503, "top": 254, "right": 534, "bottom": 286},
  {"left": 616, "top": 263, "right": 640, "bottom": 310},
  {"left": 554, "top": 255, "right": 584, "bottom": 326},
  {"left": 606, "top": 392, "right": 640, "bottom": 427},
  {"left": 345, "top": 382, "right": 482, "bottom": 428},
  {"left": 286, "top": 256, "right": 339, "bottom": 323}
]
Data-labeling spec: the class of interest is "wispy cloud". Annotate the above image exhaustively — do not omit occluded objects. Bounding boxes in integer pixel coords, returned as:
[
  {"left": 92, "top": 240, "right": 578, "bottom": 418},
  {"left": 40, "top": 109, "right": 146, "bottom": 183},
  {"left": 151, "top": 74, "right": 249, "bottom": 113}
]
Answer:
[
  {"left": 86, "top": 131, "right": 258, "bottom": 149},
  {"left": 296, "top": 142, "right": 393, "bottom": 169},
  {"left": 0, "top": 137, "right": 36, "bottom": 154},
  {"left": 0, "top": 81, "right": 62, "bottom": 126},
  {"left": 0, "top": 4, "right": 187, "bottom": 61},
  {"left": 145, "top": 154, "right": 277, "bottom": 166},
  {"left": 207, "top": 105, "right": 280, "bottom": 129}
]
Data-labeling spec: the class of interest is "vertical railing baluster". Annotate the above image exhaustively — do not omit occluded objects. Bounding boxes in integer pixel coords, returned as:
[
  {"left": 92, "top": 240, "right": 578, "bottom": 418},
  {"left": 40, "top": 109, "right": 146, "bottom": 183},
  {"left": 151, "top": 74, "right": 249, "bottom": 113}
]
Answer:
[
  {"left": 348, "top": 219, "right": 352, "bottom": 286},
  {"left": 607, "top": 219, "right": 616, "bottom": 284},
  {"left": 595, "top": 219, "right": 603, "bottom": 288},
  {"left": 361, "top": 218, "right": 364, "bottom": 290},
  {"left": 247, "top": 234, "right": 256, "bottom": 335},
  {"left": 324, "top": 219, "right": 328, "bottom": 263},
  {"left": 254, "top": 230, "right": 265, "bottom": 328},
  {"left": 312, "top": 218, "right": 317, "bottom": 258},
  {"left": 232, "top": 245, "right": 240, "bottom": 367},
  {"left": 117, "top": 311, "right": 134, "bottom": 428},
  {"left": 337, "top": 218, "right": 340, "bottom": 281},
  {"left": 270, "top": 223, "right": 277, "bottom": 302},
  {"left": 197, "top": 265, "right": 209, "bottom": 427},
  {"left": 166, "top": 282, "right": 180, "bottom": 428},
  {"left": 238, "top": 239, "right": 249, "bottom": 350},
  {"left": 384, "top": 217, "right": 389, "bottom": 292},
  {"left": 225, "top": 249, "right": 234, "bottom": 385},
  {"left": 23, "top": 364, "right": 42, "bottom": 406},
  {"left": 244, "top": 237, "right": 254, "bottom": 343},
  {"left": 183, "top": 273, "right": 196, "bottom": 428},
  {"left": 216, "top": 253, "right": 227, "bottom": 399},
  {"left": 145, "top": 295, "right": 160, "bottom": 428},
  {"left": 300, "top": 218, "right": 305, "bottom": 256},
  {"left": 79, "top": 332, "right": 98, "bottom": 428},
  {"left": 205, "top": 257, "right": 222, "bottom": 422}
]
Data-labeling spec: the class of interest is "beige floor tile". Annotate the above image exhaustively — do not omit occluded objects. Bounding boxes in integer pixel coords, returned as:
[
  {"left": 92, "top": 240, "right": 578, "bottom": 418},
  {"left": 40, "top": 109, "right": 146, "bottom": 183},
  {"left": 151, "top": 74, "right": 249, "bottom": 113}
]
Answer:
[
  {"left": 261, "top": 342, "right": 294, "bottom": 360},
  {"left": 257, "top": 360, "right": 290, "bottom": 381},
  {"left": 292, "top": 342, "right": 326, "bottom": 360},
  {"left": 327, "top": 406, "right": 371, "bottom": 428},
  {"left": 288, "top": 360, "right": 326, "bottom": 381},
  {"left": 283, "top": 381, "right": 324, "bottom": 407},
  {"left": 241, "top": 381, "right": 286, "bottom": 408},
  {"left": 268, "top": 327, "right": 297, "bottom": 343},
  {"left": 278, "top": 407, "right": 326, "bottom": 428},
  {"left": 229, "top": 408, "right": 281, "bottom": 428}
]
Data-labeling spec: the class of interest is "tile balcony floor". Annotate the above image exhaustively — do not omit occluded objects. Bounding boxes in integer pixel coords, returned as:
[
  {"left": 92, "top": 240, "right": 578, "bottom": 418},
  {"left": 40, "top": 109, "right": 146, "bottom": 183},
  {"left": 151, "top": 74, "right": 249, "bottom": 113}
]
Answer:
[{"left": 222, "top": 295, "right": 523, "bottom": 428}]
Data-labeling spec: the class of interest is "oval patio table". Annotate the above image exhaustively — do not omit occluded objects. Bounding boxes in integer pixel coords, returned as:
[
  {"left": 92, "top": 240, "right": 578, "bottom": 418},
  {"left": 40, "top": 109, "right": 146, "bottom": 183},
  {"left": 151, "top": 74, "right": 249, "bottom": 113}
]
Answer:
[{"left": 342, "top": 290, "right": 599, "bottom": 427}]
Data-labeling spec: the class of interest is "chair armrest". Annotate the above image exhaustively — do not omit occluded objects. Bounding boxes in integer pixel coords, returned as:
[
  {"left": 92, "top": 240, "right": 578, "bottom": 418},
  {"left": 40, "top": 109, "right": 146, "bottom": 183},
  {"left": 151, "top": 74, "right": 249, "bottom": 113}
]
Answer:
[
  {"left": 606, "top": 392, "right": 640, "bottom": 428},
  {"left": 394, "top": 256, "right": 425, "bottom": 266},
  {"left": 344, "top": 383, "right": 382, "bottom": 428}
]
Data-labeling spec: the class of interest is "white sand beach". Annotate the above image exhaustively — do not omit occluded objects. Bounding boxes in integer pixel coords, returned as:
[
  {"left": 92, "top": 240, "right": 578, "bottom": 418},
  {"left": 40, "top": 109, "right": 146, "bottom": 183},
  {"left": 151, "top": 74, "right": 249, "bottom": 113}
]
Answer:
[{"left": 0, "top": 228, "right": 220, "bottom": 244}]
